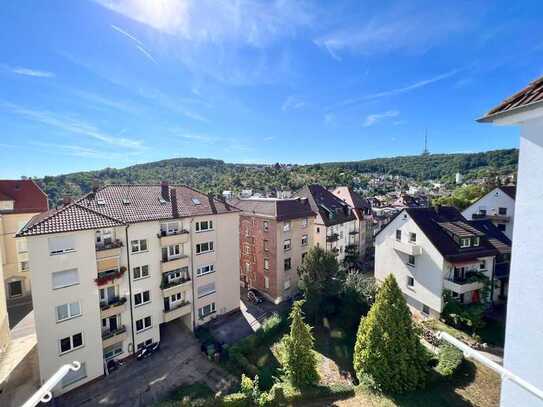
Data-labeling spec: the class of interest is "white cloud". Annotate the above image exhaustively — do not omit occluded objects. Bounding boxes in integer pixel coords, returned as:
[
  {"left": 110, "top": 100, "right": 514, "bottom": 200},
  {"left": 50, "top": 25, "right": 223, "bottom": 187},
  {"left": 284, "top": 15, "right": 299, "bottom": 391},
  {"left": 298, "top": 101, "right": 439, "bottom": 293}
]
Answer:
[
  {"left": 363, "top": 110, "right": 399, "bottom": 127},
  {"left": 1, "top": 102, "right": 144, "bottom": 151},
  {"left": 281, "top": 95, "right": 305, "bottom": 112},
  {"left": 111, "top": 24, "right": 157, "bottom": 64},
  {"left": 4, "top": 65, "right": 55, "bottom": 78}
]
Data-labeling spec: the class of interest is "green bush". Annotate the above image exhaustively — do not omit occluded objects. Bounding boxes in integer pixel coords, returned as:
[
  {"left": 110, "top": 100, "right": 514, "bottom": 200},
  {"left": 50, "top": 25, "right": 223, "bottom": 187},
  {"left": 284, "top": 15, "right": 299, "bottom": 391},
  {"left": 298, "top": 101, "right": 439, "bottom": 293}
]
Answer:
[
  {"left": 436, "top": 345, "right": 464, "bottom": 377},
  {"left": 221, "top": 393, "right": 250, "bottom": 407}
]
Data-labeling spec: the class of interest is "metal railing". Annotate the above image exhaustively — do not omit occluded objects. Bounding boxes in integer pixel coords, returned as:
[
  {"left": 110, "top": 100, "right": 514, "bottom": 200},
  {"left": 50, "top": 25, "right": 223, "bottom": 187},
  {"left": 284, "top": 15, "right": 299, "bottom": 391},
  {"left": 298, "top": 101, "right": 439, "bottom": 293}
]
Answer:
[{"left": 22, "top": 361, "right": 80, "bottom": 407}]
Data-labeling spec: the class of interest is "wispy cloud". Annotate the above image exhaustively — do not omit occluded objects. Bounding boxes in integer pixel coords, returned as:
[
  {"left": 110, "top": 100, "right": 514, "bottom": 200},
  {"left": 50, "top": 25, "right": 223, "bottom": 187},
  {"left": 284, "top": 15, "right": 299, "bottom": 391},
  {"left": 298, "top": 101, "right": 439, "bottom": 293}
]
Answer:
[
  {"left": 30, "top": 142, "right": 134, "bottom": 159},
  {"left": 3, "top": 65, "right": 55, "bottom": 78},
  {"left": 1, "top": 102, "right": 144, "bottom": 151},
  {"left": 174, "top": 132, "right": 218, "bottom": 144},
  {"left": 281, "top": 95, "right": 305, "bottom": 112},
  {"left": 71, "top": 89, "right": 141, "bottom": 114},
  {"left": 111, "top": 24, "right": 157, "bottom": 64},
  {"left": 363, "top": 110, "right": 399, "bottom": 127}
]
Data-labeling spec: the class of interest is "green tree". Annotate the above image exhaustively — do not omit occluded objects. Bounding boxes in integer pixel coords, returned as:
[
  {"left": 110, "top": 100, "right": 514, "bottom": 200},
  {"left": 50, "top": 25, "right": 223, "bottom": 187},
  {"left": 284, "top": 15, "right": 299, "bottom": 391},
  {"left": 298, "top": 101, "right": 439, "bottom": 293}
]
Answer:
[
  {"left": 353, "top": 275, "right": 428, "bottom": 393},
  {"left": 281, "top": 300, "right": 319, "bottom": 388},
  {"left": 432, "top": 184, "right": 489, "bottom": 210},
  {"left": 297, "top": 246, "right": 342, "bottom": 321}
]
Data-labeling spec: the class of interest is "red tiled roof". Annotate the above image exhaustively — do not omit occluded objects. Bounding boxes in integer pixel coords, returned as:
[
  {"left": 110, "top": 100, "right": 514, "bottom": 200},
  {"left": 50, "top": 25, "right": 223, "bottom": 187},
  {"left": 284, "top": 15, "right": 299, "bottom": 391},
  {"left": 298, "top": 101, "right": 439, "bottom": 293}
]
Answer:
[
  {"left": 18, "top": 184, "right": 239, "bottom": 237},
  {"left": 0, "top": 180, "right": 48, "bottom": 214},
  {"left": 479, "top": 76, "right": 543, "bottom": 121}
]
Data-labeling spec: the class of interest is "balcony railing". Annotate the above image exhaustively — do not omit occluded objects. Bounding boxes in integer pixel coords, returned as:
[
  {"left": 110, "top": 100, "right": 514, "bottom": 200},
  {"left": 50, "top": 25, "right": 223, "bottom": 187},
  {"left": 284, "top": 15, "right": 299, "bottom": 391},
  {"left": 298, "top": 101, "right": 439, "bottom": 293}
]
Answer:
[
  {"left": 164, "top": 300, "right": 190, "bottom": 313},
  {"left": 161, "top": 254, "right": 189, "bottom": 263},
  {"left": 326, "top": 233, "right": 339, "bottom": 242},
  {"left": 101, "top": 325, "right": 126, "bottom": 341},
  {"left": 161, "top": 275, "right": 191, "bottom": 290},
  {"left": 95, "top": 239, "right": 123, "bottom": 252},
  {"left": 95, "top": 267, "right": 127, "bottom": 286},
  {"left": 447, "top": 271, "right": 483, "bottom": 285},
  {"left": 100, "top": 296, "right": 127, "bottom": 311},
  {"left": 157, "top": 229, "right": 189, "bottom": 238}
]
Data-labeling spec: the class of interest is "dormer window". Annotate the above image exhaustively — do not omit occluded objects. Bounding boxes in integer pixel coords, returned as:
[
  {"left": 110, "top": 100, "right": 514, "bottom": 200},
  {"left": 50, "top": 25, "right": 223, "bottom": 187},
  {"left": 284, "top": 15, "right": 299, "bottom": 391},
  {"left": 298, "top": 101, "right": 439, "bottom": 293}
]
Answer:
[
  {"left": 473, "top": 237, "right": 480, "bottom": 247},
  {"left": 460, "top": 238, "right": 471, "bottom": 248}
]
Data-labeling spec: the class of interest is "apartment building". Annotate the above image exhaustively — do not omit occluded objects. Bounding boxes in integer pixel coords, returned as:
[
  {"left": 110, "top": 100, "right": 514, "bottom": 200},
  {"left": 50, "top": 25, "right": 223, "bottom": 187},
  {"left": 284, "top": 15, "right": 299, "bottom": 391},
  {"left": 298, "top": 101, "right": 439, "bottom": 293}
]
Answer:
[
  {"left": 17, "top": 182, "right": 240, "bottom": 395},
  {"left": 462, "top": 186, "right": 516, "bottom": 240},
  {"left": 332, "top": 186, "right": 372, "bottom": 257},
  {"left": 477, "top": 75, "right": 543, "bottom": 406},
  {"left": 232, "top": 198, "right": 315, "bottom": 303},
  {"left": 375, "top": 206, "right": 509, "bottom": 318},
  {"left": 0, "top": 180, "right": 48, "bottom": 306},
  {"left": 299, "top": 185, "right": 358, "bottom": 263}
]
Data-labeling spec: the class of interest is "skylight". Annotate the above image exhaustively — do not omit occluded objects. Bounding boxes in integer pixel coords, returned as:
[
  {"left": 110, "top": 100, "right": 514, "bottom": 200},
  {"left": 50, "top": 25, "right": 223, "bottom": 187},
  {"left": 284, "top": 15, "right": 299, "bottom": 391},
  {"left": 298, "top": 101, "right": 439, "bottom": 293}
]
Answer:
[
  {"left": 159, "top": 197, "right": 167, "bottom": 204},
  {"left": 122, "top": 198, "right": 130, "bottom": 205},
  {"left": 97, "top": 199, "right": 106, "bottom": 206},
  {"left": 191, "top": 197, "right": 201, "bottom": 205}
]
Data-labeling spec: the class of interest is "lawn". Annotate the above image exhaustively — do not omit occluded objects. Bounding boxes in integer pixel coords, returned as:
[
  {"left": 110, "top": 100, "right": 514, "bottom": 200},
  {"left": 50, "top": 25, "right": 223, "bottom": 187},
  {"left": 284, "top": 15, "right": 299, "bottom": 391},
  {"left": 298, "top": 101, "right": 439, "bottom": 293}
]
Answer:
[{"left": 423, "top": 317, "right": 505, "bottom": 348}]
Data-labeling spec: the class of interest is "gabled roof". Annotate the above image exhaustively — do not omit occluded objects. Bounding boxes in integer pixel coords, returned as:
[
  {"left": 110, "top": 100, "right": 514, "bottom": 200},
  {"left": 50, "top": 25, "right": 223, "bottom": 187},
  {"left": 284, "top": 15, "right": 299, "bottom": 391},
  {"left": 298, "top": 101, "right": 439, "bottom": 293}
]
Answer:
[
  {"left": 332, "top": 187, "right": 370, "bottom": 209},
  {"left": 395, "top": 206, "right": 499, "bottom": 262},
  {"left": 299, "top": 184, "right": 356, "bottom": 227},
  {"left": 18, "top": 184, "right": 239, "bottom": 237},
  {"left": 478, "top": 76, "right": 543, "bottom": 122},
  {"left": 229, "top": 198, "right": 315, "bottom": 222},
  {"left": 499, "top": 186, "right": 516, "bottom": 200},
  {"left": 0, "top": 180, "right": 48, "bottom": 214},
  {"left": 470, "top": 219, "right": 511, "bottom": 255}
]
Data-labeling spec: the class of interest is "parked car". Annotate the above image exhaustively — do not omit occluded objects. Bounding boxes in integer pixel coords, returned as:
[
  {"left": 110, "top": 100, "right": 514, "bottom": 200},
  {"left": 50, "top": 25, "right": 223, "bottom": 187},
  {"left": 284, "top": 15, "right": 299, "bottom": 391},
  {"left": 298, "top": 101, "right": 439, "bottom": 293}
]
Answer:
[
  {"left": 136, "top": 341, "right": 160, "bottom": 360},
  {"left": 247, "top": 288, "right": 264, "bottom": 304}
]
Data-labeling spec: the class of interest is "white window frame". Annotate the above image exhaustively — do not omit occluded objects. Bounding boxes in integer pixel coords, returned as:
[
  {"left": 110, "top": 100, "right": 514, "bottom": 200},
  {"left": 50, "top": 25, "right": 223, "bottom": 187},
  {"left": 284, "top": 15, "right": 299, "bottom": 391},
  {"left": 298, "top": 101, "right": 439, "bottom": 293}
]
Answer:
[
  {"left": 283, "top": 239, "right": 291, "bottom": 251},
  {"left": 264, "top": 258, "right": 269, "bottom": 271},
  {"left": 198, "top": 303, "right": 216, "bottom": 319},
  {"left": 59, "top": 332, "right": 84, "bottom": 355},
  {"left": 133, "top": 265, "right": 150, "bottom": 280},
  {"left": 195, "top": 220, "right": 214, "bottom": 233},
  {"left": 135, "top": 316, "right": 152, "bottom": 333},
  {"left": 168, "top": 244, "right": 182, "bottom": 259},
  {"left": 160, "top": 222, "right": 179, "bottom": 235},
  {"left": 196, "top": 241, "right": 214, "bottom": 255},
  {"left": 283, "top": 221, "right": 291, "bottom": 232},
  {"left": 473, "top": 236, "right": 480, "bottom": 246},
  {"left": 8, "top": 280, "right": 23, "bottom": 297},
  {"left": 103, "top": 344, "right": 123, "bottom": 361},
  {"left": 131, "top": 239, "right": 148, "bottom": 253},
  {"left": 301, "top": 234, "right": 308, "bottom": 246},
  {"left": 56, "top": 302, "right": 81, "bottom": 322},
  {"left": 134, "top": 290, "right": 151, "bottom": 307},
  {"left": 137, "top": 338, "right": 153, "bottom": 350},
  {"left": 407, "top": 255, "right": 416, "bottom": 267},
  {"left": 52, "top": 269, "right": 79, "bottom": 290},
  {"left": 196, "top": 264, "right": 215, "bottom": 277},
  {"left": 407, "top": 276, "right": 415, "bottom": 288},
  {"left": 409, "top": 232, "right": 417, "bottom": 243},
  {"left": 263, "top": 221, "right": 269, "bottom": 232},
  {"left": 460, "top": 238, "right": 471, "bottom": 248},
  {"left": 48, "top": 236, "right": 76, "bottom": 255}
]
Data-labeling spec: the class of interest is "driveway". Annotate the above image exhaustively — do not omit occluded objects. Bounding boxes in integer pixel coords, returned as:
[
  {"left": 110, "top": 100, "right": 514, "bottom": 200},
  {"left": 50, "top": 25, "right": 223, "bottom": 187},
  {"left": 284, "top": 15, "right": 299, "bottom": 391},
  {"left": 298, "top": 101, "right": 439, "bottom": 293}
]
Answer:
[{"left": 57, "top": 320, "right": 236, "bottom": 407}]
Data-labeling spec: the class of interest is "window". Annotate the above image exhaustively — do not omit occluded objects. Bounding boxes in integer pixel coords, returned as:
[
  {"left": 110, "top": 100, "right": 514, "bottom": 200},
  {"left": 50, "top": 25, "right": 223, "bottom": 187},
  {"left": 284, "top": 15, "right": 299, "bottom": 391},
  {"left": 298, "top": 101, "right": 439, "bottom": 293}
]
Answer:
[
  {"left": 196, "top": 220, "right": 213, "bottom": 232},
  {"left": 244, "top": 245, "right": 250, "bottom": 255},
  {"left": 409, "top": 232, "right": 417, "bottom": 243},
  {"left": 263, "top": 221, "right": 269, "bottom": 232},
  {"left": 8, "top": 281, "right": 23, "bottom": 297},
  {"left": 498, "top": 207, "right": 507, "bottom": 215},
  {"left": 48, "top": 235, "right": 75, "bottom": 255},
  {"left": 198, "top": 303, "right": 216, "bottom": 318},
  {"left": 136, "top": 316, "right": 152, "bottom": 332},
  {"left": 264, "top": 258, "right": 269, "bottom": 271},
  {"left": 134, "top": 290, "right": 151, "bottom": 306},
  {"left": 283, "top": 239, "right": 291, "bottom": 251},
  {"left": 52, "top": 269, "right": 79, "bottom": 289},
  {"left": 131, "top": 239, "right": 147, "bottom": 253},
  {"left": 283, "top": 221, "right": 291, "bottom": 232},
  {"left": 160, "top": 222, "right": 179, "bottom": 235},
  {"left": 95, "top": 229, "right": 113, "bottom": 245},
  {"left": 16, "top": 239, "right": 28, "bottom": 253},
  {"left": 133, "top": 265, "right": 150, "bottom": 280},
  {"left": 407, "top": 276, "right": 415, "bottom": 288},
  {"left": 407, "top": 255, "right": 415, "bottom": 267},
  {"left": 301, "top": 218, "right": 308, "bottom": 228},
  {"left": 480, "top": 260, "right": 487, "bottom": 270},
  {"left": 56, "top": 302, "right": 81, "bottom": 322},
  {"left": 59, "top": 333, "right": 83, "bottom": 354},
  {"left": 316, "top": 227, "right": 320, "bottom": 234},
  {"left": 473, "top": 237, "right": 480, "bottom": 247},
  {"left": 104, "top": 344, "right": 123, "bottom": 360},
  {"left": 137, "top": 338, "right": 153, "bottom": 350},
  {"left": 478, "top": 208, "right": 487, "bottom": 215},
  {"left": 284, "top": 279, "right": 291, "bottom": 290},
  {"left": 422, "top": 304, "right": 430, "bottom": 316},
  {"left": 171, "top": 292, "right": 185, "bottom": 305},
  {"left": 168, "top": 244, "right": 182, "bottom": 259},
  {"left": 62, "top": 362, "right": 87, "bottom": 388},
  {"left": 284, "top": 258, "right": 291, "bottom": 271},
  {"left": 497, "top": 224, "right": 506, "bottom": 232},
  {"left": 99, "top": 286, "right": 117, "bottom": 306},
  {"left": 460, "top": 238, "right": 471, "bottom": 248},
  {"left": 245, "top": 262, "right": 250, "bottom": 274},
  {"left": 197, "top": 264, "right": 215, "bottom": 277},
  {"left": 20, "top": 261, "right": 29, "bottom": 272},
  {"left": 264, "top": 276, "right": 269, "bottom": 289},
  {"left": 196, "top": 241, "right": 214, "bottom": 254},
  {"left": 198, "top": 282, "right": 216, "bottom": 298},
  {"left": 301, "top": 235, "right": 309, "bottom": 246},
  {"left": 396, "top": 230, "right": 402, "bottom": 241},
  {"left": 263, "top": 240, "right": 269, "bottom": 251}
]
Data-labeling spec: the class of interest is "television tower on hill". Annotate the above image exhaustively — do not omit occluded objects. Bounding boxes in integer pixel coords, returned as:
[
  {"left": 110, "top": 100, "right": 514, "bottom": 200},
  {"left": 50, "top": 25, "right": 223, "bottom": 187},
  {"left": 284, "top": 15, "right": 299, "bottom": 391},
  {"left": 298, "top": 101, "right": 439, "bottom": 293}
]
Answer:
[{"left": 422, "top": 129, "right": 430, "bottom": 156}]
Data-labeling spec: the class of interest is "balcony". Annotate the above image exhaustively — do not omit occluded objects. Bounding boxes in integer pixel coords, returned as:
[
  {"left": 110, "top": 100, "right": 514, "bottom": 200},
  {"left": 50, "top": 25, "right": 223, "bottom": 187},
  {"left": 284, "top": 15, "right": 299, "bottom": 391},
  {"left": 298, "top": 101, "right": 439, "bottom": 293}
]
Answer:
[
  {"left": 392, "top": 239, "right": 422, "bottom": 256},
  {"left": 100, "top": 297, "right": 127, "bottom": 318},
  {"left": 326, "top": 233, "right": 339, "bottom": 242},
  {"left": 158, "top": 230, "right": 190, "bottom": 246},
  {"left": 443, "top": 272, "right": 485, "bottom": 294},
  {"left": 102, "top": 325, "right": 128, "bottom": 348},
  {"left": 471, "top": 213, "right": 510, "bottom": 223},
  {"left": 161, "top": 274, "right": 191, "bottom": 297},
  {"left": 163, "top": 301, "right": 191, "bottom": 323},
  {"left": 95, "top": 267, "right": 127, "bottom": 286},
  {"left": 96, "top": 240, "right": 123, "bottom": 259},
  {"left": 160, "top": 256, "right": 189, "bottom": 273}
]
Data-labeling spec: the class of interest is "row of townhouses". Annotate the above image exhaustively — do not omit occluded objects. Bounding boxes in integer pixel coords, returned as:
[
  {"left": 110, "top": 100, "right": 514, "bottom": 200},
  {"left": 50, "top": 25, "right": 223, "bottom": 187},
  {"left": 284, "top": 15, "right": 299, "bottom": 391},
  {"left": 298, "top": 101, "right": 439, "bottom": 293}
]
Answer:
[{"left": 16, "top": 182, "right": 240, "bottom": 394}]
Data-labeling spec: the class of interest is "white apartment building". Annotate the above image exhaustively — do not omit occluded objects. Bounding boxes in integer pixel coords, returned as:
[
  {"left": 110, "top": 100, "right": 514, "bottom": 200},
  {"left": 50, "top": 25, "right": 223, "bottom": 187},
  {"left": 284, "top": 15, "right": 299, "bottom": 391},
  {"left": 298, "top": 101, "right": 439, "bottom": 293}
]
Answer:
[
  {"left": 17, "top": 183, "right": 240, "bottom": 395},
  {"left": 477, "top": 75, "right": 543, "bottom": 406},
  {"left": 462, "top": 186, "right": 516, "bottom": 240},
  {"left": 299, "top": 185, "right": 358, "bottom": 263},
  {"left": 375, "top": 206, "right": 510, "bottom": 317}
]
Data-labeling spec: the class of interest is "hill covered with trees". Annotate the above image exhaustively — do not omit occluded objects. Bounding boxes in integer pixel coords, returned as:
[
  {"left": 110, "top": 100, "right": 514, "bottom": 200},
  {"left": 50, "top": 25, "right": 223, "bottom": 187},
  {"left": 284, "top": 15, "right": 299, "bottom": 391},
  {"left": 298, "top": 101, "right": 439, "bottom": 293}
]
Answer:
[{"left": 36, "top": 149, "right": 518, "bottom": 206}]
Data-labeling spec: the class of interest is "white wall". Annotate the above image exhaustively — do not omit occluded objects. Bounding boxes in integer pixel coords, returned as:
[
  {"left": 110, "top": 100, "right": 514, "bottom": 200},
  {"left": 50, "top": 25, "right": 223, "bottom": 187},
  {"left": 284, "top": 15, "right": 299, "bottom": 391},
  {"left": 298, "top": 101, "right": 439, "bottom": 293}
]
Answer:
[
  {"left": 501, "top": 116, "right": 543, "bottom": 407},
  {"left": 462, "top": 188, "right": 516, "bottom": 239}
]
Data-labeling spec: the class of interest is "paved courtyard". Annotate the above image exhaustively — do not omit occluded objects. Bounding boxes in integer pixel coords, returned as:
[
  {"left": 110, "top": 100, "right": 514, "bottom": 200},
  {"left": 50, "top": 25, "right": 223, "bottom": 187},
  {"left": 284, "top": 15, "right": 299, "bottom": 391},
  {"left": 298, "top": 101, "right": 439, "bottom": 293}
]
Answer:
[{"left": 57, "top": 320, "right": 236, "bottom": 407}]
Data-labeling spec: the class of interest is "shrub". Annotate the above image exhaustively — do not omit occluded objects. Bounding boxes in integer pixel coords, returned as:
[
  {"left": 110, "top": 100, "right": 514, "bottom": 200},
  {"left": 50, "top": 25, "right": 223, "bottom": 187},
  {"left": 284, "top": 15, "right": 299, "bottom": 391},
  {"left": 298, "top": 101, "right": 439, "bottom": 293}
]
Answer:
[
  {"left": 240, "top": 374, "right": 255, "bottom": 398},
  {"left": 436, "top": 345, "right": 463, "bottom": 377},
  {"left": 221, "top": 392, "right": 250, "bottom": 407}
]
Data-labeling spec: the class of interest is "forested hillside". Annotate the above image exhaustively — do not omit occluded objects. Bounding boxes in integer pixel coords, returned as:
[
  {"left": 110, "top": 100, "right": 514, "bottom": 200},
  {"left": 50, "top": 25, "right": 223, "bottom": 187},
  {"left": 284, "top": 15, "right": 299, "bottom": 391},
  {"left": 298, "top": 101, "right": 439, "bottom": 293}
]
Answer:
[{"left": 36, "top": 149, "right": 518, "bottom": 206}]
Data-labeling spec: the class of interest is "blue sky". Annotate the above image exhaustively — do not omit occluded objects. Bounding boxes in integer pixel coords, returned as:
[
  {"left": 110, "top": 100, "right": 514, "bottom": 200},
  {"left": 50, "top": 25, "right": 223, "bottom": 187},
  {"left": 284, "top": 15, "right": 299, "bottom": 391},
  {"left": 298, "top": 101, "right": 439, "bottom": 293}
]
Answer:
[{"left": 1, "top": 1, "right": 541, "bottom": 178}]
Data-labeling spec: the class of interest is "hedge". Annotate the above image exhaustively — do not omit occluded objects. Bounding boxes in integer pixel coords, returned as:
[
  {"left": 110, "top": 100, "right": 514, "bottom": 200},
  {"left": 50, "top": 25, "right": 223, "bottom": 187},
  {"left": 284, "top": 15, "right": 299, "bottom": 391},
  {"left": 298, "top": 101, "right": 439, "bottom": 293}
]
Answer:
[{"left": 436, "top": 344, "right": 464, "bottom": 377}]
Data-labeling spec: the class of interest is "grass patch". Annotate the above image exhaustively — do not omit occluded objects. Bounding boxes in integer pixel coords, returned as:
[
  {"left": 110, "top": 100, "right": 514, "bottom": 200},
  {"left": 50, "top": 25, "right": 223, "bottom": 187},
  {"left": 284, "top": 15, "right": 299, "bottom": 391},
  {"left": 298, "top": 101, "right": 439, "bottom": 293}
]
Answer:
[{"left": 154, "top": 383, "right": 215, "bottom": 406}]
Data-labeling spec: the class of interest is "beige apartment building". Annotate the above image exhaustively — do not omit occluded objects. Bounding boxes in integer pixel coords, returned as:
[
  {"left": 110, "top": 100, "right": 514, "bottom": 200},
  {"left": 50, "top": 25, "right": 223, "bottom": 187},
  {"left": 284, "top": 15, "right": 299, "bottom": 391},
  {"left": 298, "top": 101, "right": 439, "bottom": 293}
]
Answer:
[
  {"left": 231, "top": 197, "right": 316, "bottom": 303},
  {"left": 18, "top": 182, "right": 240, "bottom": 395},
  {"left": 0, "top": 180, "right": 48, "bottom": 306}
]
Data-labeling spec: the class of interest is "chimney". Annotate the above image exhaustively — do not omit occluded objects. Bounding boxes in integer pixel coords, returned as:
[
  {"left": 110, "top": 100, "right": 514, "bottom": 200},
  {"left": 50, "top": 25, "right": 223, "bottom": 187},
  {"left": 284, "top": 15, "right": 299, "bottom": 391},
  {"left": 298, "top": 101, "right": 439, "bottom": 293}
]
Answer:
[
  {"left": 171, "top": 189, "right": 179, "bottom": 218},
  {"left": 161, "top": 181, "right": 170, "bottom": 202},
  {"left": 62, "top": 196, "right": 72, "bottom": 206}
]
